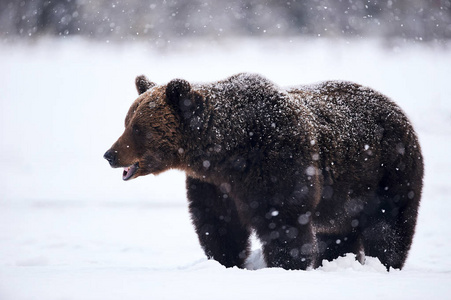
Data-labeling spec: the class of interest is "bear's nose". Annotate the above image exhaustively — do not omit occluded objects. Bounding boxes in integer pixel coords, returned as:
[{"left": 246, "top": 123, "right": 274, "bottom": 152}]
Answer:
[{"left": 103, "top": 150, "right": 117, "bottom": 166}]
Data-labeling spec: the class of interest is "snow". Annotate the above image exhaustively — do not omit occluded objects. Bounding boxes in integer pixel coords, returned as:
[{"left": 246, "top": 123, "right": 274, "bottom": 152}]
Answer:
[{"left": 1, "top": 38, "right": 451, "bottom": 299}]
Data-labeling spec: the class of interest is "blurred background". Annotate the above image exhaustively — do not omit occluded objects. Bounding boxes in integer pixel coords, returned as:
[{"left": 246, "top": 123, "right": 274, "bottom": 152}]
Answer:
[{"left": 1, "top": 0, "right": 450, "bottom": 46}]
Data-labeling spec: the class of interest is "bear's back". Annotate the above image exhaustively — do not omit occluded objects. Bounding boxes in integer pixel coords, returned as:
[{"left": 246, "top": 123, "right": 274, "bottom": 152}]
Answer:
[
  {"left": 287, "top": 80, "right": 412, "bottom": 148},
  {"left": 287, "top": 80, "right": 417, "bottom": 187},
  {"left": 192, "top": 75, "right": 416, "bottom": 184}
]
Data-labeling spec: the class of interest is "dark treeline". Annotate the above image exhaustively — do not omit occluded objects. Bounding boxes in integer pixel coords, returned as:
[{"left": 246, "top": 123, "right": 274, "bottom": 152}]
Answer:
[{"left": 1, "top": 0, "right": 450, "bottom": 43}]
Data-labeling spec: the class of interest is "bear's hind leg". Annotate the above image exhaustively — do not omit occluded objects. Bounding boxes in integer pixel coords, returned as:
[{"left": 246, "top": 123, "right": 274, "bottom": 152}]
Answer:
[
  {"left": 186, "top": 176, "right": 251, "bottom": 268},
  {"left": 361, "top": 217, "right": 403, "bottom": 270},
  {"left": 360, "top": 181, "right": 422, "bottom": 270},
  {"left": 315, "top": 231, "right": 362, "bottom": 267},
  {"left": 360, "top": 120, "right": 424, "bottom": 270}
]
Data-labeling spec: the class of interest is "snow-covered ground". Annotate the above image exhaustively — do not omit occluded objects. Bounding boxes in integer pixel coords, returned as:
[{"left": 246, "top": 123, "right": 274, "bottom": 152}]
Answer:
[{"left": 0, "top": 38, "right": 450, "bottom": 299}]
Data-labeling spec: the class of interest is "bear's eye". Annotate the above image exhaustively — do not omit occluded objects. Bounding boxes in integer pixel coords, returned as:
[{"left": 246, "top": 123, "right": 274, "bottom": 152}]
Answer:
[{"left": 132, "top": 124, "right": 141, "bottom": 135}]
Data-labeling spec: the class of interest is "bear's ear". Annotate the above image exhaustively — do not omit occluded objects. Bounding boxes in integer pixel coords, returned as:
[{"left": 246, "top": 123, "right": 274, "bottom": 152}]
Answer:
[
  {"left": 165, "top": 79, "right": 191, "bottom": 105},
  {"left": 135, "top": 75, "right": 156, "bottom": 95},
  {"left": 166, "top": 79, "right": 205, "bottom": 131}
]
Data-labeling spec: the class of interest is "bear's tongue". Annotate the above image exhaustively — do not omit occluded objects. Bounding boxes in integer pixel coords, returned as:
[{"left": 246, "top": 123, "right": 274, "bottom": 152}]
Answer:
[{"left": 122, "top": 164, "right": 138, "bottom": 181}]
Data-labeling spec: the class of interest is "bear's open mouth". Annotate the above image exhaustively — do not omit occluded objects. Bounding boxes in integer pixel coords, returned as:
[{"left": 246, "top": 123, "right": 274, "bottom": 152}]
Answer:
[{"left": 123, "top": 163, "right": 139, "bottom": 181}]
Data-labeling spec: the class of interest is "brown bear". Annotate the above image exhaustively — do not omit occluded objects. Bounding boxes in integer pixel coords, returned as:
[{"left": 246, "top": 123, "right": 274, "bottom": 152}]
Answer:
[{"left": 104, "top": 73, "right": 423, "bottom": 270}]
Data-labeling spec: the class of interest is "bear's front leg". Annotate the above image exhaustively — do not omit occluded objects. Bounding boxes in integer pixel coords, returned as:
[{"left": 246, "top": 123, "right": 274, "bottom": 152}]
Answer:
[
  {"left": 186, "top": 176, "right": 251, "bottom": 268},
  {"left": 256, "top": 214, "right": 317, "bottom": 270}
]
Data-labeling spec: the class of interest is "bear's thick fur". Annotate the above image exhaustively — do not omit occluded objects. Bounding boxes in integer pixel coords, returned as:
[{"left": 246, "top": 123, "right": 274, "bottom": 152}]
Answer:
[{"left": 104, "top": 73, "right": 423, "bottom": 270}]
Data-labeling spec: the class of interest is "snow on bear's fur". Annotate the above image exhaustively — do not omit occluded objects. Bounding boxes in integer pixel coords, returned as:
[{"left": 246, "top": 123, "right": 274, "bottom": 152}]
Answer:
[{"left": 104, "top": 73, "right": 423, "bottom": 270}]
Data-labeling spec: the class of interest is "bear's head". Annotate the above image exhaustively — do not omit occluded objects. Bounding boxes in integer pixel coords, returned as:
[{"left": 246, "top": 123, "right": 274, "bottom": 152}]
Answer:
[{"left": 104, "top": 75, "right": 204, "bottom": 180}]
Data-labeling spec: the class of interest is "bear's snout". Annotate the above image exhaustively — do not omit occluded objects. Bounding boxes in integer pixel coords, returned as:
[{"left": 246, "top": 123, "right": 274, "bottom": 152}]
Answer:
[{"left": 103, "top": 149, "right": 117, "bottom": 167}]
